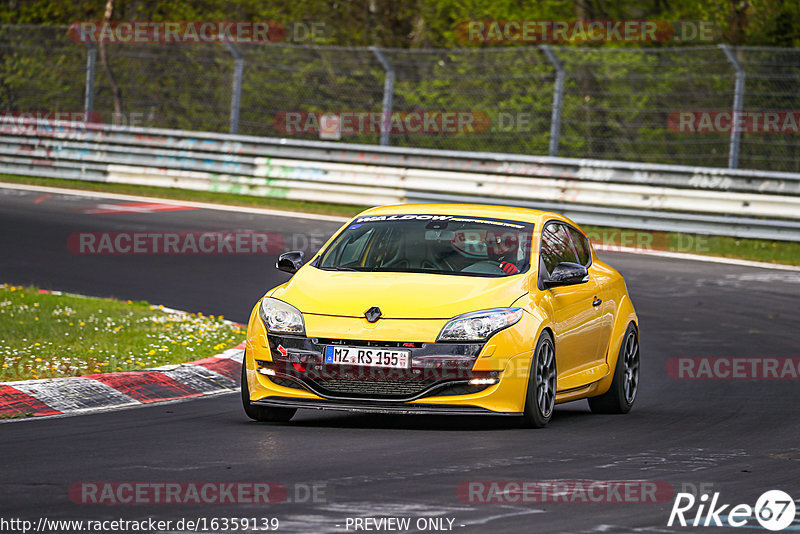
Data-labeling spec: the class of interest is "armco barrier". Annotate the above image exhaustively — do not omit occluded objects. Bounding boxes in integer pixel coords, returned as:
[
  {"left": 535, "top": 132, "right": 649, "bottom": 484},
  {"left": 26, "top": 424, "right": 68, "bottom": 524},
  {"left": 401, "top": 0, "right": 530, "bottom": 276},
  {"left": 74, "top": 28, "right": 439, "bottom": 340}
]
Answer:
[{"left": 2, "top": 119, "right": 800, "bottom": 241}]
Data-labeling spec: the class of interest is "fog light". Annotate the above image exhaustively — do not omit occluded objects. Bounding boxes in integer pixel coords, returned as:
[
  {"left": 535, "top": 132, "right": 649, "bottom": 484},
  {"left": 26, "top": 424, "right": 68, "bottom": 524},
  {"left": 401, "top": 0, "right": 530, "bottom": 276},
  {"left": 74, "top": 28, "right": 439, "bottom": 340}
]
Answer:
[
  {"left": 257, "top": 367, "right": 276, "bottom": 376},
  {"left": 468, "top": 377, "right": 499, "bottom": 386}
]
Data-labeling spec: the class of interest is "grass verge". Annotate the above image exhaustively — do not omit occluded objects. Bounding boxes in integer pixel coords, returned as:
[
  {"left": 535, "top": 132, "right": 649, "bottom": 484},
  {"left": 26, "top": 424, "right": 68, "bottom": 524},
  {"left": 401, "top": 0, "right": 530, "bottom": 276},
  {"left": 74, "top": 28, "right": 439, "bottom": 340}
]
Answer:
[
  {"left": 581, "top": 225, "right": 800, "bottom": 266},
  {"left": 1, "top": 174, "right": 798, "bottom": 266},
  {"left": 0, "top": 412, "right": 33, "bottom": 419},
  {"left": 0, "top": 284, "right": 245, "bottom": 381}
]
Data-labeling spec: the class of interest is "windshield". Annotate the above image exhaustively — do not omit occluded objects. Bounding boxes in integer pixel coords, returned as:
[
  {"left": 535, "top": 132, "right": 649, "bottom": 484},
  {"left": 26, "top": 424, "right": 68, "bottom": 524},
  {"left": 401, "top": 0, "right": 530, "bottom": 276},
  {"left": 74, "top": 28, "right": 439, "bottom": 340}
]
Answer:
[{"left": 317, "top": 214, "right": 534, "bottom": 277}]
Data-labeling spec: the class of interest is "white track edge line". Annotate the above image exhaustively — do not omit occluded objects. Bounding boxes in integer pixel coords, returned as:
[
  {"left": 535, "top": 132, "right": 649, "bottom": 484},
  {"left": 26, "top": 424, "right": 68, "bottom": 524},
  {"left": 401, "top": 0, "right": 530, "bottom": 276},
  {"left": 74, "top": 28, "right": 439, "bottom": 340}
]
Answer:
[
  {"left": 0, "top": 181, "right": 351, "bottom": 222},
  {"left": 593, "top": 244, "right": 800, "bottom": 272}
]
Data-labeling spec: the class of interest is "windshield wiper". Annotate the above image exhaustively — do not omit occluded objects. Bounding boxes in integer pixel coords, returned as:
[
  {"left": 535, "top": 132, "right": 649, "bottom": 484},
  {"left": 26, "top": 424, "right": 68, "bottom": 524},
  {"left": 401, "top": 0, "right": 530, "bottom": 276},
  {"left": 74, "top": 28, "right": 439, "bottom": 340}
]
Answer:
[{"left": 319, "top": 266, "right": 361, "bottom": 271}]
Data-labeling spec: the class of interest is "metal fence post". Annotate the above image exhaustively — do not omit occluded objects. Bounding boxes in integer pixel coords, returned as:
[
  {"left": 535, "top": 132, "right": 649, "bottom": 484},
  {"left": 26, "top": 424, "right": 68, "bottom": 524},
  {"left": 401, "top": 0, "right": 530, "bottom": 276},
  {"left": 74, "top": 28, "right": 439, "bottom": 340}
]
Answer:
[
  {"left": 719, "top": 44, "right": 746, "bottom": 169},
  {"left": 84, "top": 43, "right": 97, "bottom": 119},
  {"left": 541, "top": 45, "right": 565, "bottom": 158},
  {"left": 370, "top": 46, "right": 395, "bottom": 146},
  {"left": 224, "top": 41, "right": 244, "bottom": 135}
]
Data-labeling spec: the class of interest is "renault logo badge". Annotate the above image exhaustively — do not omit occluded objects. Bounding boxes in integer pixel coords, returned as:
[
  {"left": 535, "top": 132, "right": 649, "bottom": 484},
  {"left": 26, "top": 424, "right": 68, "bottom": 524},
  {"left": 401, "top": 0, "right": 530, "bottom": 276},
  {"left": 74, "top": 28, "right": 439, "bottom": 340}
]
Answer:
[{"left": 364, "top": 306, "right": 382, "bottom": 323}]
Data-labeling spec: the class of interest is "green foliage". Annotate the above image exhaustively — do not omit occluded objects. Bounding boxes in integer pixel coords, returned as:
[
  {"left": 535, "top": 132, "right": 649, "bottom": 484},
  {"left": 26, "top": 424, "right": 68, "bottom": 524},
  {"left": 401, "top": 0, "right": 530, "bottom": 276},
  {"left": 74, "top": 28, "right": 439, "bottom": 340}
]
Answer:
[
  {"left": 0, "top": 3, "right": 797, "bottom": 170},
  {"left": 0, "top": 0, "right": 797, "bottom": 48}
]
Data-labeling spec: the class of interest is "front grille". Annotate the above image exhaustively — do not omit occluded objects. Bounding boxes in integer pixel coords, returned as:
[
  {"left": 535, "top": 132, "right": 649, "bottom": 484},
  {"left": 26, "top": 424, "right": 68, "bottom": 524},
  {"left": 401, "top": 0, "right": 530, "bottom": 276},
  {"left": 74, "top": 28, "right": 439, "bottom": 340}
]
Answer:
[{"left": 309, "top": 378, "right": 438, "bottom": 398}]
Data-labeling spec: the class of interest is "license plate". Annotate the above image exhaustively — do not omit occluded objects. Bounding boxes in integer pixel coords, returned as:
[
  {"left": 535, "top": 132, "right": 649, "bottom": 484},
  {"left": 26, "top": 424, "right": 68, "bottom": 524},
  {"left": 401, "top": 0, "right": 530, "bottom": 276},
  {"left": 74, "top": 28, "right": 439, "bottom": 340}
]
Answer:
[{"left": 324, "top": 346, "right": 410, "bottom": 369}]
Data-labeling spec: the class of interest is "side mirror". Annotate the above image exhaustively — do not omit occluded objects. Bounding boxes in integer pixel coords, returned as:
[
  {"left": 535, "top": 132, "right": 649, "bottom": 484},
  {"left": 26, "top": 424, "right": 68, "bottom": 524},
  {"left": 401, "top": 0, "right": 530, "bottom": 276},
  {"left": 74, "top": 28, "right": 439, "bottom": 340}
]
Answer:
[
  {"left": 276, "top": 251, "right": 305, "bottom": 274},
  {"left": 543, "top": 262, "right": 589, "bottom": 288}
]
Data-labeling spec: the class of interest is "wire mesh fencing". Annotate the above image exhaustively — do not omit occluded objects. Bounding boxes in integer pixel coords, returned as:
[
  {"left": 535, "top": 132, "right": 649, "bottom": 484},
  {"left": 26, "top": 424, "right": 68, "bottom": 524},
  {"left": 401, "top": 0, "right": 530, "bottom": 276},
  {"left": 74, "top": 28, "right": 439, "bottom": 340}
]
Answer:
[{"left": 1, "top": 24, "right": 799, "bottom": 172}]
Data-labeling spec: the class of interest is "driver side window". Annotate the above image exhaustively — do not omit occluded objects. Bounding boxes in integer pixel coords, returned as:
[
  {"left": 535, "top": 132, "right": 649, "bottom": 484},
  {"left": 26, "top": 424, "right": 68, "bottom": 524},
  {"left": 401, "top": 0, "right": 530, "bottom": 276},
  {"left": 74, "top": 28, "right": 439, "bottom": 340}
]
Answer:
[
  {"left": 567, "top": 226, "right": 591, "bottom": 267},
  {"left": 540, "top": 223, "right": 579, "bottom": 277}
]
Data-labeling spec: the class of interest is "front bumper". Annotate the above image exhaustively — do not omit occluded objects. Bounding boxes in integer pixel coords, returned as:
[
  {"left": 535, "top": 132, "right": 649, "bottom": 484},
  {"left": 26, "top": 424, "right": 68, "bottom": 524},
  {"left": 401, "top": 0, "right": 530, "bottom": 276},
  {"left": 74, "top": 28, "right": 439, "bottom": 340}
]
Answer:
[
  {"left": 246, "top": 328, "right": 536, "bottom": 415},
  {"left": 253, "top": 396, "right": 522, "bottom": 416}
]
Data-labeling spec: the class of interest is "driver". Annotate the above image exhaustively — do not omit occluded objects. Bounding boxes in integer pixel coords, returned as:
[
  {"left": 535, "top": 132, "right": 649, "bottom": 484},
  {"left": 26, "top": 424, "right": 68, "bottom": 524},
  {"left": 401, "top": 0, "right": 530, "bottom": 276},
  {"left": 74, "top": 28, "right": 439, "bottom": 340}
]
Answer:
[{"left": 485, "top": 231, "right": 520, "bottom": 275}]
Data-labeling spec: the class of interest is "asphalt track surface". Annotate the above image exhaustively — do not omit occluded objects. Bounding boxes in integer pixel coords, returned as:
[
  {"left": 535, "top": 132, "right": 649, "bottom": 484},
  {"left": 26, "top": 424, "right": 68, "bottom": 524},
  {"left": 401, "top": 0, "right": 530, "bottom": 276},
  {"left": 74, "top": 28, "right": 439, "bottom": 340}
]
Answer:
[{"left": 1, "top": 184, "right": 799, "bottom": 533}]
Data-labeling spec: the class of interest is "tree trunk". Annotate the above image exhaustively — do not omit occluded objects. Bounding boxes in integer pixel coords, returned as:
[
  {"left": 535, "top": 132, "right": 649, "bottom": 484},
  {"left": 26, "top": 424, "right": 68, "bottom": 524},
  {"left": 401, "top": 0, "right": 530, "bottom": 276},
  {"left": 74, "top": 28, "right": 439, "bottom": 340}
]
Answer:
[{"left": 99, "top": 0, "right": 123, "bottom": 122}]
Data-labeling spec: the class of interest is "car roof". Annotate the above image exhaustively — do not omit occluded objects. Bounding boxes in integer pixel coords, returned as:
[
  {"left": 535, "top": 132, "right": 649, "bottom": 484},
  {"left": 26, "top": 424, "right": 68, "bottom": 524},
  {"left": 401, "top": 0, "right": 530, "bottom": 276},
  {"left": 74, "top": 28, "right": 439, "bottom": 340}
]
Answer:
[{"left": 355, "top": 203, "right": 571, "bottom": 226}]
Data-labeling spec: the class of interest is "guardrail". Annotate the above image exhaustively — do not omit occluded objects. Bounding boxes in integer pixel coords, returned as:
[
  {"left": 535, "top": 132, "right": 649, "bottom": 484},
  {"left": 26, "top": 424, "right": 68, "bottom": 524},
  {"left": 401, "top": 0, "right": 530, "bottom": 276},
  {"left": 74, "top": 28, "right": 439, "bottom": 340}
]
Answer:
[{"left": 2, "top": 119, "right": 800, "bottom": 241}]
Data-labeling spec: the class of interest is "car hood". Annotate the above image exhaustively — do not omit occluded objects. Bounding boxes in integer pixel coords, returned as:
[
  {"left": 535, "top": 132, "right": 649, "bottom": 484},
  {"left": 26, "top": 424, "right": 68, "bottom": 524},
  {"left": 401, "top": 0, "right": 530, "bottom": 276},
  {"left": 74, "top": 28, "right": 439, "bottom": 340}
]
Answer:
[{"left": 270, "top": 266, "right": 529, "bottom": 319}]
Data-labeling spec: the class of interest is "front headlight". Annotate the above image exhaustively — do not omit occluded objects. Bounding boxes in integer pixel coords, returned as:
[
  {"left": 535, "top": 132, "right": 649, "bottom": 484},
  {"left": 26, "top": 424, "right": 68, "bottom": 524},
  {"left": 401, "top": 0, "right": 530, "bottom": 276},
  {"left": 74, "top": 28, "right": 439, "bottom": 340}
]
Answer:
[
  {"left": 259, "top": 297, "right": 305, "bottom": 335},
  {"left": 437, "top": 308, "right": 524, "bottom": 342}
]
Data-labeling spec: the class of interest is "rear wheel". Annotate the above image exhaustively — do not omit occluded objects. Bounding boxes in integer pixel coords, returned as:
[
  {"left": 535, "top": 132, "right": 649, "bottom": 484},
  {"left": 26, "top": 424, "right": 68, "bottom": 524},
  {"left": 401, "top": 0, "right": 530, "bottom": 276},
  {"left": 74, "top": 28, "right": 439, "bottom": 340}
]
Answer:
[
  {"left": 521, "top": 331, "right": 556, "bottom": 428},
  {"left": 241, "top": 363, "right": 296, "bottom": 423},
  {"left": 588, "top": 323, "right": 639, "bottom": 414}
]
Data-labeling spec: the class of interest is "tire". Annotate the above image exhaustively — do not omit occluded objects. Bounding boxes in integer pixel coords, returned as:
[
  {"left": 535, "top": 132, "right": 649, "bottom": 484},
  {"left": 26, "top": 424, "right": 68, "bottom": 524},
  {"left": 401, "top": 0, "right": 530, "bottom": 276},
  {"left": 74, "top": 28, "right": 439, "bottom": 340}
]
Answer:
[
  {"left": 241, "top": 363, "right": 296, "bottom": 423},
  {"left": 588, "top": 323, "right": 639, "bottom": 414},
  {"left": 520, "top": 330, "right": 557, "bottom": 428}
]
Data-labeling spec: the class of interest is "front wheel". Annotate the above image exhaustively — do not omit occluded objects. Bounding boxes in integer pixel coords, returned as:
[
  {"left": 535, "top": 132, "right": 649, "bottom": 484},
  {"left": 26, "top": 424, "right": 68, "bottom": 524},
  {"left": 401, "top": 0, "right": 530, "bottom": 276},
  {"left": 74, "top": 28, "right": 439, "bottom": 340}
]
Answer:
[
  {"left": 241, "top": 363, "right": 296, "bottom": 423},
  {"left": 588, "top": 323, "right": 639, "bottom": 414},
  {"left": 521, "top": 331, "right": 557, "bottom": 428}
]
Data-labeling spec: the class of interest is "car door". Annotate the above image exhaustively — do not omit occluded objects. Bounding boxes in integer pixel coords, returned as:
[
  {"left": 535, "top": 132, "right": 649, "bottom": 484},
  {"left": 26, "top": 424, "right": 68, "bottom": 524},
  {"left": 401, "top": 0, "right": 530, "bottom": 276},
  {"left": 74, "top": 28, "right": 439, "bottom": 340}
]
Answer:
[
  {"left": 565, "top": 224, "right": 615, "bottom": 370},
  {"left": 538, "top": 222, "right": 603, "bottom": 389}
]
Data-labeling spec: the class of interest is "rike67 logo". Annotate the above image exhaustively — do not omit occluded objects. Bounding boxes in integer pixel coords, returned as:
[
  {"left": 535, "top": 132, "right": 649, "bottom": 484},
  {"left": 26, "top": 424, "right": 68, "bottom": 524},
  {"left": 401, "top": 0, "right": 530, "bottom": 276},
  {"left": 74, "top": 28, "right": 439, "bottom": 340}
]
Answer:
[{"left": 668, "top": 490, "right": 796, "bottom": 531}]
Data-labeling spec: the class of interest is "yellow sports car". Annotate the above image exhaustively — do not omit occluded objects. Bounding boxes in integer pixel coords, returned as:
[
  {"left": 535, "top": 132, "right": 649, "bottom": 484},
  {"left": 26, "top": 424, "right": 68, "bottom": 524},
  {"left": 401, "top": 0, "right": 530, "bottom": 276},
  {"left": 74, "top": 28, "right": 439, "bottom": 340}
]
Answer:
[{"left": 242, "top": 204, "right": 639, "bottom": 428}]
